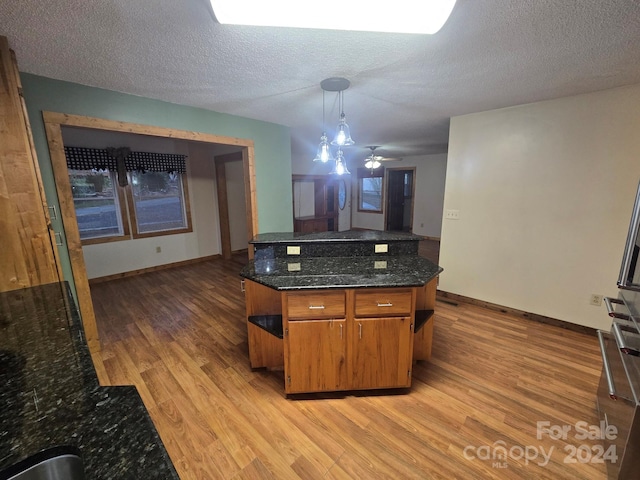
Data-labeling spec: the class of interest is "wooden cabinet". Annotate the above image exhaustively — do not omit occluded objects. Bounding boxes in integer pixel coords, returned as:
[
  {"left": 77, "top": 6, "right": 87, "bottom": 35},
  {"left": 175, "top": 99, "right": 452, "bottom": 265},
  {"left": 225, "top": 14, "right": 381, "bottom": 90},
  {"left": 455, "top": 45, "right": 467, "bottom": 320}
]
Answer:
[
  {"left": 351, "top": 288, "right": 414, "bottom": 389},
  {"left": 244, "top": 279, "right": 435, "bottom": 395},
  {"left": 292, "top": 175, "right": 338, "bottom": 233},
  {"left": 0, "top": 36, "right": 59, "bottom": 291},
  {"left": 287, "top": 319, "right": 347, "bottom": 393},
  {"left": 350, "top": 316, "right": 413, "bottom": 389},
  {"left": 283, "top": 287, "right": 415, "bottom": 394}
]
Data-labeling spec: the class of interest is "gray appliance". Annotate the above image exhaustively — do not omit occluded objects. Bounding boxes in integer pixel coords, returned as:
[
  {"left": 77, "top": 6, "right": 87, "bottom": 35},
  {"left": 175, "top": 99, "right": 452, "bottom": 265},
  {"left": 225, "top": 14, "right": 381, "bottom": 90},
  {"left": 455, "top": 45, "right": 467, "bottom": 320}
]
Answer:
[{"left": 598, "top": 179, "right": 640, "bottom": 479}]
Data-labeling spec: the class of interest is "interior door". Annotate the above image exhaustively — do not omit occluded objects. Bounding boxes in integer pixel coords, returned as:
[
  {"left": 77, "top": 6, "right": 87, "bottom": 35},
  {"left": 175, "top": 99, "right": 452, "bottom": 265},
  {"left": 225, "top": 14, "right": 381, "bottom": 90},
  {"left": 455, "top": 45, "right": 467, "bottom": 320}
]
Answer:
[
  {"left": 386, "top": 170, "right": 406, "bottom": 231},
  {"left": 386, "top": 169, "right": 414, "bottom": 232}
]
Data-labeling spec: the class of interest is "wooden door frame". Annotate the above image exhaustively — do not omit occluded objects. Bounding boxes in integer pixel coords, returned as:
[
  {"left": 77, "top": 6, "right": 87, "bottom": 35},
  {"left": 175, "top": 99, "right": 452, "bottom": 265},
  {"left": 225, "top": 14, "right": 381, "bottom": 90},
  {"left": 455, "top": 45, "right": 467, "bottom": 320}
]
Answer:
[
  {"left": 214, "top": 151, "right": 244, "bottom": 259},
  {"left": 384, "top": 167, "right": 416, "bottom": 232},
  {"left": 43, "top": 111, "right": 258, "bottom": 353}
]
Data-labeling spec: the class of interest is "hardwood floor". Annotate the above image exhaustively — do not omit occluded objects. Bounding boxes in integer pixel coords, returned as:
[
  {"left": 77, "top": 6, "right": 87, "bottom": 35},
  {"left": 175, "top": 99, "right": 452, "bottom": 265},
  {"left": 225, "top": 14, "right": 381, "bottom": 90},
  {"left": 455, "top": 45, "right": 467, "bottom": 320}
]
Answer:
[{"left": 90, "top": 252, "right": 607, "bottom": 479}]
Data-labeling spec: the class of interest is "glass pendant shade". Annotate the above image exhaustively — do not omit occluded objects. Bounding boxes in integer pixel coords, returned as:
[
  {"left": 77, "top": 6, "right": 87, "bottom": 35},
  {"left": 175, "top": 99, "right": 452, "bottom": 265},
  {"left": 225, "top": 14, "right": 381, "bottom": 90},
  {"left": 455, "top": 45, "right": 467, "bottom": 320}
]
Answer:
[
  {"left": 331, "top": 113, "right": 354, "bottom": 146},
  {"left": 331, "top": 149, "right": 351, "bottom": 175},
  {"left": 313, "top": 133, "right": 334, "bottom": 162}
]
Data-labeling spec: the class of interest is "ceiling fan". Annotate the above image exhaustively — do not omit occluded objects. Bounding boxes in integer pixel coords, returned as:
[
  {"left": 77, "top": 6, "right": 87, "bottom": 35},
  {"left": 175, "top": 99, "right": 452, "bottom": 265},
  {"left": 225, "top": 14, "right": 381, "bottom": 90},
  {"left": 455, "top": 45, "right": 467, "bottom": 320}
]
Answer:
[{"left": 364, "top": 146, "right": 402, "bottom": 170}]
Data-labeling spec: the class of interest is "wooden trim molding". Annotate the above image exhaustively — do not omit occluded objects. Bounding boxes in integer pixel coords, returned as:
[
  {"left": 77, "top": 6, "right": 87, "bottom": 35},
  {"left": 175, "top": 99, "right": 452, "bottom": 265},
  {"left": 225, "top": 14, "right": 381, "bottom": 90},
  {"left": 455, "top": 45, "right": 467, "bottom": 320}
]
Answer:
[
  {"left": 88, "top": 254, "right": 221, "bottom": 285},
  {"left": 436, "top": 290, "right": 598, "bottom": 336},
  {"left": 215, "top": 152, "right": 243, "bottom": 260},
  {"left": 43, "top": 111, "right": 258, "bottom": 353}
]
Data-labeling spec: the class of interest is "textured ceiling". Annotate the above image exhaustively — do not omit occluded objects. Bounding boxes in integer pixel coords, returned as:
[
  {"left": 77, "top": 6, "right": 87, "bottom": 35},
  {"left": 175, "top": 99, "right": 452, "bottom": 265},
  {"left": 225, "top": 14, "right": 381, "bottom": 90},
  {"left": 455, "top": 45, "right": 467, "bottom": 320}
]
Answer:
[{"left": 1, "top": 0, "right": 640, "bottom": 162}]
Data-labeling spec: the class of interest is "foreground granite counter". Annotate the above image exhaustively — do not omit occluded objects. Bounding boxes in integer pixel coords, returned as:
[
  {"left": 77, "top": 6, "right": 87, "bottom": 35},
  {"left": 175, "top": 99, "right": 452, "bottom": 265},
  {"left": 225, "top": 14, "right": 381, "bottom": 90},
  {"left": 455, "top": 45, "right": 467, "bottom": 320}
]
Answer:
[{"left": 0, "top": 282, "right": 178, "bottom": 479}]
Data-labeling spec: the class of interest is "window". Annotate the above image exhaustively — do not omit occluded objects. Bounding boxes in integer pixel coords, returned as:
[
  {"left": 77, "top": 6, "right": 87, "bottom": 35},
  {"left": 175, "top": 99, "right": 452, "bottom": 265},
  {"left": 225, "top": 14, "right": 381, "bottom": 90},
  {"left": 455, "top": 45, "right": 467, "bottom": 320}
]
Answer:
[
  {"left": 129, "top": 171, "right": 190, "bottom": 236},
  {"left": 70, "top": 169, "right": 128, "bottom": 242},
  {"left": 357, "top": 167, "right": 384, "bottom": 212},
  {"left": 65, "top": 146, "right": 192, "bottom": 244}
]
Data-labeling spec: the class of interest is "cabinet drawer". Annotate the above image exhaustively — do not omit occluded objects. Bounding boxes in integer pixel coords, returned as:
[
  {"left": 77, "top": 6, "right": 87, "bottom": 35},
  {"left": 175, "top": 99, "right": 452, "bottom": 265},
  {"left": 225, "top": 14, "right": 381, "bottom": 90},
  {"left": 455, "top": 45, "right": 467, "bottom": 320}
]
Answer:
[
  {"left": 287, "top": 291, "right": 345, "bottom": 319},
  {"left": 355, "top": 289, "right": 413, "bottom": 317}
]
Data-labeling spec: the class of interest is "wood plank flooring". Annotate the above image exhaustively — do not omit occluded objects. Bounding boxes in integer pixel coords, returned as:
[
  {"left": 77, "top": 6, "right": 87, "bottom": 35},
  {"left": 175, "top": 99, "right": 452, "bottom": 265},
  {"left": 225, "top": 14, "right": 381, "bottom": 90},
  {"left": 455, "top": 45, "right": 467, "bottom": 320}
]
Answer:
[{"left": 90, "top": 250, "right": 607, "bottom": 479}]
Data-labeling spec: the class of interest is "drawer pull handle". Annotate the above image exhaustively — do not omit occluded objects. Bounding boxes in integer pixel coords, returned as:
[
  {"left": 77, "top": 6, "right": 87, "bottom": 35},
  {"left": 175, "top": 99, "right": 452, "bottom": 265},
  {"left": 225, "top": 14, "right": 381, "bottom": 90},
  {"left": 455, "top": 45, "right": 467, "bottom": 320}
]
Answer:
[
  {"left": 340, "top": 324, "right": 343, "bottom": 339},
  {"left": 377, "top": 302, "right": 393, "bottom": 307},
  {"left": 359, "top": 323, "right": 362, "bottom": 339},
  {"left": 308, "top": 305, "right": 325, "bottom": 310},
  {"left": 604, "top": 297, "right": 630, "bottom": 320},
  {"left": 597, "top": 331, "right": 618, "bottom": 400}
]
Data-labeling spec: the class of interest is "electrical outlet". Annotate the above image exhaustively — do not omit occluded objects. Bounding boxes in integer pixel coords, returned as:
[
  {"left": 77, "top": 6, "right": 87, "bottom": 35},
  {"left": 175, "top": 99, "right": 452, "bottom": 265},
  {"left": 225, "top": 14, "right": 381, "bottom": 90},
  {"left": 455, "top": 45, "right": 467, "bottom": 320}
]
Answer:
[
  {"left": 155, "top": 246, "right": 161, "bottom": 253},
  {"left": 445, "top": 209, "right": 460, "bottom": 220},
  {"left": 375, "top": 244, "right": 388, "bottom": 253},
  {"left": 589, "top": 294, "right": 603, "bottom": 306}
]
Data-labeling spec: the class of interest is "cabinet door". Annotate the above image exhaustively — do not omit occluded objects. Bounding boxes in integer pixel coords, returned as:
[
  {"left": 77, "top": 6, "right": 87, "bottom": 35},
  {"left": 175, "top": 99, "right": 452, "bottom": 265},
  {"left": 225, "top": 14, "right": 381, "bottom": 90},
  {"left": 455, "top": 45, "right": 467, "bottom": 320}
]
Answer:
[
  {"left": 0, "top": 36, "right": 59, "bottom": 291},
  {"left": 285, "top": 319, "right": 347, "bottom": 393},
  {"left": 351, "top": 317, "right": 414, "bottom": 389}
]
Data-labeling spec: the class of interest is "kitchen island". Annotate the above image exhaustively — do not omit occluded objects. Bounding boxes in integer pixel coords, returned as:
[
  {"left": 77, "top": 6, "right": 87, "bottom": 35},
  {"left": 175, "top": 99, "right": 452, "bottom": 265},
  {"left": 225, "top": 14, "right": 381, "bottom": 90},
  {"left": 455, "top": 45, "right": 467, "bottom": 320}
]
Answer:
[{"left": 240, "top": 230, "right": 442, "bottom": 394}]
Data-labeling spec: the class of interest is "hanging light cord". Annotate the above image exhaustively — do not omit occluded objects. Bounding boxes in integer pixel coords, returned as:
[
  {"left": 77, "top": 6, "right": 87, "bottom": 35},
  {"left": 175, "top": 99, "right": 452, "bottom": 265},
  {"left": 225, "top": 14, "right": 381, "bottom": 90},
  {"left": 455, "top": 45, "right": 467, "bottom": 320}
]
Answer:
[{"left": 322, "top": 90, "right": 326, "bottom": 133}]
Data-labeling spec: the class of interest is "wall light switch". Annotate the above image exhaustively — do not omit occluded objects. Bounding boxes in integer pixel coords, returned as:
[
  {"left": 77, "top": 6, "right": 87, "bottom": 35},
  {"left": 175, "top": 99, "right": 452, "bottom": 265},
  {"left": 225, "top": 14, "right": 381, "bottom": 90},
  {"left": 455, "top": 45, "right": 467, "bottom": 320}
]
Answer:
[
  {"left": 287, "top": 245, "right": 301, "bottom": 255},
  {"left": 375, "top": 244, "right": 388, "bottom": 253}
]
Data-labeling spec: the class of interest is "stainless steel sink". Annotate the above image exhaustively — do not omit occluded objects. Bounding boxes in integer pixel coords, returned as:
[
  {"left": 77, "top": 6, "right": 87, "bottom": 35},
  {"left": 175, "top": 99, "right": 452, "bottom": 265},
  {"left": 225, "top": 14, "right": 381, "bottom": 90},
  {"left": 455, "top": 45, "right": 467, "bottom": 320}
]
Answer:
[{"left": 2, "top": 448, "right": 85, "bottom": 480}]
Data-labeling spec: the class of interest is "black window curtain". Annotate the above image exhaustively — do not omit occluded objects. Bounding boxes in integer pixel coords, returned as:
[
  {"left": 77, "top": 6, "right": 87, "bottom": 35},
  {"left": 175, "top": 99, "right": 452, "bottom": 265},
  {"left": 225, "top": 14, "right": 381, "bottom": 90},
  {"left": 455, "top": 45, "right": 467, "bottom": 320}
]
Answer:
[{"left": 64, "top": 146, "right": 187, "bottom": 187}]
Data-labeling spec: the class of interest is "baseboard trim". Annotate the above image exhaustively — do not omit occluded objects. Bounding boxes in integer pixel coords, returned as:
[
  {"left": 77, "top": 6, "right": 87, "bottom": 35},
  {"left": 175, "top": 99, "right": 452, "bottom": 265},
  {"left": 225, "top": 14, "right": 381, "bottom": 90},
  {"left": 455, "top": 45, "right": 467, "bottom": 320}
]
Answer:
[
  {"left": 436, "top": 290, "right": 598, "bottom": 336},
  {"left": 88, "top": 254, "right": 221, "bottom": 285}
]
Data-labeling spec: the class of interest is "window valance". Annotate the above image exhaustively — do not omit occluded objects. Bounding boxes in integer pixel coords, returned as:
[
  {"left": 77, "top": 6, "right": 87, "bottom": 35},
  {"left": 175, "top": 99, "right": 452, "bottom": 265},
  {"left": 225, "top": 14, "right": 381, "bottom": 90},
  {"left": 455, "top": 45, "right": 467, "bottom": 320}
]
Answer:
[{"left": 64, "top": 146, "right": 187, "bottom": 174}]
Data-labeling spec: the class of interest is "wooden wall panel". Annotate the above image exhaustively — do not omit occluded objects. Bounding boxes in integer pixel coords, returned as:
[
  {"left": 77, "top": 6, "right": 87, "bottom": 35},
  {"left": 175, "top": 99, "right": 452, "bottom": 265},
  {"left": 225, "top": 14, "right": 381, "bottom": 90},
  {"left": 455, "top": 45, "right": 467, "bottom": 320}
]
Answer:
[{"left": 0, "top": 36, "right": 58, "bottom": 291}]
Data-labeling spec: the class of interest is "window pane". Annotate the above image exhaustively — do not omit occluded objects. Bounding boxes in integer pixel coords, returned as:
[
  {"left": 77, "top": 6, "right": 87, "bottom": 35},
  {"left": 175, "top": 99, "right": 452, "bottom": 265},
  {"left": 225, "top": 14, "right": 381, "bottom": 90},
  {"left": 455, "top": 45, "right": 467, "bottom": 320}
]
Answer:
[
  {"left": 130, "top": 171, "right": 187, "bottom": 234},
  {"left": 70, "top": 169, "right": 124, "bottom": 240},
  {"left": 360, "top": 176, "right": 383, "bottom": 211}
]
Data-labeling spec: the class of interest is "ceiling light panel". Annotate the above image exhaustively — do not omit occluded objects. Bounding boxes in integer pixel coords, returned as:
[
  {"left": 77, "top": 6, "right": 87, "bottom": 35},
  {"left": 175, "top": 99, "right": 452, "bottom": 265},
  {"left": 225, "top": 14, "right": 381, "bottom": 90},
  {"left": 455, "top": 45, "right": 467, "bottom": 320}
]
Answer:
[{"left": 210, "top": 0, "right": 457, "bottom": 34}]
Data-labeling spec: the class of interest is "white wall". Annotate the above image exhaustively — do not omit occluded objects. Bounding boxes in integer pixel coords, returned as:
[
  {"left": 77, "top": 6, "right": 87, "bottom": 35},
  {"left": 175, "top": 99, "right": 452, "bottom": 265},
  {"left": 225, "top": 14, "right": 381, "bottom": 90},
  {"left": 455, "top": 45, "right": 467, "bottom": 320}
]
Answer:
[
  {"left": 61, "top": 128, "right": 221, "bottom": 279},
  {"left": 440, "top": 83, "right": 640, "bottom": 330},
  {"left": 350, "top": 154, "right": 447, "bottom": 237},
  {"left": 225, "top": 159, "right": 249, "bottom": 251}
]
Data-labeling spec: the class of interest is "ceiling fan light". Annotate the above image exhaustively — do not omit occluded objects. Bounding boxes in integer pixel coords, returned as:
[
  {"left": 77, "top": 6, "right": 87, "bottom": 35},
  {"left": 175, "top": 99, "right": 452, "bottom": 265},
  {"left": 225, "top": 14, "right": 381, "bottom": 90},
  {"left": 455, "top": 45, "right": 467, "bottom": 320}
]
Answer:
[{"left": 365, "top": 159, "right": 381, "bottom": 170}]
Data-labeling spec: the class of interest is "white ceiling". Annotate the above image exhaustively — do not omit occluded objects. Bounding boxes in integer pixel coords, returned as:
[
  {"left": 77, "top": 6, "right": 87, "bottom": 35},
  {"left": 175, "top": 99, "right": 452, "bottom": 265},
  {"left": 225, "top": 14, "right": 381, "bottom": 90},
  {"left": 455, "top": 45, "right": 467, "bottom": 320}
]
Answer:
[{"left": 1, "top": 0, "right": 640, "bottom": 162}]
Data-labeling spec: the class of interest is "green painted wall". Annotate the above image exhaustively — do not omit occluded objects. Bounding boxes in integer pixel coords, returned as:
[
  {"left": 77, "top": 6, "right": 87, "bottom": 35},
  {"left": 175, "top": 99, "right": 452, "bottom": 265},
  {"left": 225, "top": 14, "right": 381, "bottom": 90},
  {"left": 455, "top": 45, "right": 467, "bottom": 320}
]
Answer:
[{"left": 21, "top": 73, "right": 293, "bottom": 295}]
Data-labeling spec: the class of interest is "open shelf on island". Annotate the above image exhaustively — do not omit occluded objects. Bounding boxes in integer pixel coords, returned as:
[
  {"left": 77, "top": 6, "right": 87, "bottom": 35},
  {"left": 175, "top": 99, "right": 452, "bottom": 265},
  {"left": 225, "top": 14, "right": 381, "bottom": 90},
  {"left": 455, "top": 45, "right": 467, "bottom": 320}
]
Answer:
[
  {"left": 415, "top": 309, "right": 434, "bottom": 333},
  {"left": 248, "top": 314, "right": 283, "bottom": 339}
]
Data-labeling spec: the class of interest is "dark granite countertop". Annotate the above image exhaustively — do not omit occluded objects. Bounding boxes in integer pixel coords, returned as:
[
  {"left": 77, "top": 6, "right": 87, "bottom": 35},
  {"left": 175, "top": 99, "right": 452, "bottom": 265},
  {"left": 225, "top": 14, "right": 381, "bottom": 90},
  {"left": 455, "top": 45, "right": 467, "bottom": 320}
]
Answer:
[
  {"left": 241, "top": 255, "right": 443, "bottom": 290},
  {"left": 251, "top": 230, "right": 424, "bottom": 244},
  {"left": 0, "top": 283, "right": 178, "bottom": 479}
]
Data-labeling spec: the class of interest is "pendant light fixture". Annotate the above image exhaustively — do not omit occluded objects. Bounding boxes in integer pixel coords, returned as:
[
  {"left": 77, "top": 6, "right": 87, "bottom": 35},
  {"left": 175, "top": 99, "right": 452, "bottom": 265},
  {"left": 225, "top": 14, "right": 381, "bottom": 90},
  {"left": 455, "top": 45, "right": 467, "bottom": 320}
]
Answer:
[
  {"left": 313, "top": 77, "right": 355, "bottom": 175},
  {"left": 313, "top": 90, "right": 334, "bottom": 163},
  {"left": 331, "top": 90, "right": 354, "bottom": 147},
  {"left": 331, "top": 148, "right": 351, "bottom": 176}
]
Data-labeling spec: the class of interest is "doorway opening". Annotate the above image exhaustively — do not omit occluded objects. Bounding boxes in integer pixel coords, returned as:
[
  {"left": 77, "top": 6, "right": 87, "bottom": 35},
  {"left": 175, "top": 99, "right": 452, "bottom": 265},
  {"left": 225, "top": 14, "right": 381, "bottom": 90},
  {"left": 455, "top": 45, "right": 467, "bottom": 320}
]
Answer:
[
  {"left": 43, "top": 111, "right": 257, "bottom": 353},
  {"left": 385, "top": 168, "right": 415, "bottom": 232}
]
